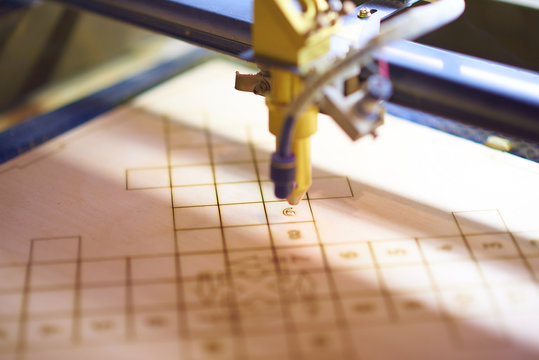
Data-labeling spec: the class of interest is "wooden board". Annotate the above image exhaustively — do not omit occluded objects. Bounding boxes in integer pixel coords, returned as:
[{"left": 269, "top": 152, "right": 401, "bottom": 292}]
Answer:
[{"left": 1, "top": 59, "right": 539, "bottom": 360}]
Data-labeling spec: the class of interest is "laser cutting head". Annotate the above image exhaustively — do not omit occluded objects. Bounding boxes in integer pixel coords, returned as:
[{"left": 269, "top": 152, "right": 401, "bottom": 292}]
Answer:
[{"left": 236, "top": 0, "right": 465, "bottom": 204}]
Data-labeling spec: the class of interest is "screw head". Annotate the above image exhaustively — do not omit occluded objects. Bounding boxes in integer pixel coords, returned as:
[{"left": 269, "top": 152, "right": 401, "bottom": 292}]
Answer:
[{"left": 358, "top": 7, "right": 371, "bottom": 18}]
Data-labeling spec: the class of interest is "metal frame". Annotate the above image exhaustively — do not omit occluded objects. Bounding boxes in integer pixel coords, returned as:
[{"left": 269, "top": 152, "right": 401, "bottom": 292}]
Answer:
[
  {"left": 45, "top": 0, "right": 539, "bottom": 142},
  {"left": 2, "top": 0, "right": 537, "bottom": 150}
]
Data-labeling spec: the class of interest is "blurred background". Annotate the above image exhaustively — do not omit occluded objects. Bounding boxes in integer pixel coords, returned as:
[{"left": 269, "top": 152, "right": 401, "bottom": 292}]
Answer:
[{"left": 0, "top": 0, "right": 537, "bottom": 129}]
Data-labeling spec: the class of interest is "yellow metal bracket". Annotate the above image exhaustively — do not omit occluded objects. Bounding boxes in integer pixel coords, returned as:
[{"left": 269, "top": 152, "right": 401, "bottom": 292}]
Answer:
[{"left": 253, "top": 0, "right": 340, "bottom": 204}]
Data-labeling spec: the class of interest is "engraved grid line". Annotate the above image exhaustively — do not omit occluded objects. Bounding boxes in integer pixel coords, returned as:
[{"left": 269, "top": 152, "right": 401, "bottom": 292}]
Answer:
[
  {"left": 14, "top": 238, "right": 34, "bottom": 359},
  {"left": 164, "top": 117, "right": 190, "bottom": 342},
  {"left": 305, "top": 193, "right": 358, "bottom": 358},
  {"left": 72, "top": 236, "right": 82, "bottom": 343},
  {"left": 206, "top": 123, "right": 248, "bottom": 360},
  {"left": 3, "top": 269, "right": 537, "bottom": 300},
  {"left": 3, "top": 230, "right": 538, "bottom": 269},
  {"left": 496, "top": 209, "right": 539, "bottom": 283},
  {"left": 248, "top": 127, "right": 301, "bottom": 360},
  {"left": 414, "top": 237, "right": 460, "bottom": 345},
  {"left": 125, "top": 257, "right": 134, "bottom": 340},
  {"left": 451, "top": 212, "right": 510, "bottom": 347},
  {"left": 366, "top": 241, "right": 398, "bottom": 322},
  {"left": 5, "top": 121, "right": 537, "bottom": 358}
]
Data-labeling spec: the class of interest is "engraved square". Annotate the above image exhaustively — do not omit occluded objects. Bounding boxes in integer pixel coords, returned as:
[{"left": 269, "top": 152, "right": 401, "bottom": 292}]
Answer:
[
  {"left": 171, "top": 165, "right": 214, "bottom": 186},
  {"left": 393, "top": 292, "right": 441, "bottom": 321},
  {"left": 371, "top": 239, "right": 422, "bottom": 265},
  {"left": 513, "top": 230, "right": 539, "bottom": 256},
  {"left": 174, "top": 206, "right": 220, "bottom": 229},
  {"left": 26, "top": 318, "right": 72, "bottom": 347},
  {"left": 324, "top": 243, "right": 374, "bottom": 269},
  {"left": 244, "top": 334, "right": 289, "bottom": 359},
  {"left": 0, "top": 265, "right": 26, "bottom": 291},
  {"left": 224, "top": 225, "right": 271, "bottom": 249},
  {"left": 134, "top": 310, "right": 178, "bottom": 340},
  {"left": 418, "top": 236, "right": 470, "bottom": 262},
  {"left": 132, "top": 283, "right": 177, "bottom": 309},
  {"left": 81, "top": 259, "right": 126, "bottom": 285},
  {"left": 467, "top": 233, "right": 519, "bottom": 258},
  {"left": 132, "top": 256, "right": 176, "bottom": 281},
  {"left": 30, "top": 263, "right": 76, "bottom": 288},
  {"left": 297, "top": 331, "right": 344, "bottom": 358},
  {"left": 341, "top": 296, "right": 389, "bottom": 325},
  {"left": 478, "top": 259, "right": 532, "bottom": 285},
  {"left": 290, "top": 299, "right": 337, "bottom": 327},
  {"left": 0, "top": 293, "right": 22, "bottom": 318},
  {"left": 217, "top": 182, "right": 262, "bottom": 204},
  {"left": 173, "top": 185, "right": 216, "bottom": 207},
  {"left": 177, "top": 228, "right": 223, "bottom": 253},
  {"left": 270, "top": 223, "right": 318, "bottom": 247},
  {"left": 429, "top": 261, "right": 483, "bottom": 288},
  {"left": 220, "top": 203, "right": 267, "bottom": 226},
  {"left": 180, "top": 253, "right": 225, "bottom": 278},
  {"left": 440, "top": 289, "right": 494, "bottom": 318},
  {"left": 332, "top": 269, "right": 381, "bottom": 295},
  {"left": 28, "top": 290, "right": 74, "bottom": 315},
  {"left": 265, "top": 201, "right": 313, "bottom": 224},
  {"left": 308, "top": 177, "right": 352, "bottom": 199},
  {"left": 276, "top": 246, "right": 325, "bottom": 272},
  {"left": 381, "top": 265, "right": 432, "bottom": 293},
  {"left": 81, "top": 314, "right": 125, "bottom": 342},
  {"left": 214, "top": 163, "right": 257, "bottom": 183},
  {"left": 80, "top": 286, "right": 125, "bottom": 313}
]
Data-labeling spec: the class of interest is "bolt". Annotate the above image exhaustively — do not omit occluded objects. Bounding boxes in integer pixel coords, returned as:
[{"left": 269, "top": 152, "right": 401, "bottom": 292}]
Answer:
[
  {"left": 358, "top": 7, "right": 371, "bottom": 18},
  {"left": 255, "top": 80, "right": 270, "bottom": 95}
]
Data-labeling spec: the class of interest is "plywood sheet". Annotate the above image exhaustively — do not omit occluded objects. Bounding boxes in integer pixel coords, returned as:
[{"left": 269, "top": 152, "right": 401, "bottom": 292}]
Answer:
[{"left": 1, "top": 59, "right": 539, "bottom": 360}]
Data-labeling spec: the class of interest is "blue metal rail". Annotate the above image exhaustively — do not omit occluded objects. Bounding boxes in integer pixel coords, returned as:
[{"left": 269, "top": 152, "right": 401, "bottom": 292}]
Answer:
[
  {"left": 2, "top": 0, "right": 538, "bottom": 161},
  {"left": 47, "top": 0, "right": 539, "bottom": 142},
  {"left": 0, "top": 48, "right": 212, "bottom": 164}
]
